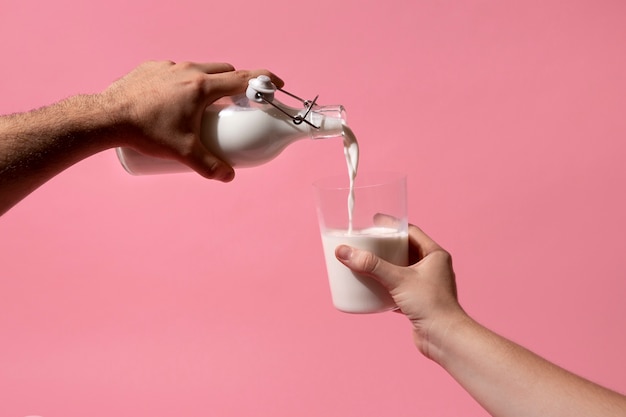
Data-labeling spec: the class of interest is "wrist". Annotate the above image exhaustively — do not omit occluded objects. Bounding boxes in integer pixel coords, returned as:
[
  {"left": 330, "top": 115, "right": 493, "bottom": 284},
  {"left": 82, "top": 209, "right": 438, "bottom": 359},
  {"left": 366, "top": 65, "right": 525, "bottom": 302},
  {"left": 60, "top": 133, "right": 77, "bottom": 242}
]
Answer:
[
  {"left": 91, "top": 90, "right": 137, "bottom": 149},
  {"left": 39, "top": 93, "right": 132, "bottom": 152},
  {"left": 417, "top": 309, "right": 473, "bottom": 365}
]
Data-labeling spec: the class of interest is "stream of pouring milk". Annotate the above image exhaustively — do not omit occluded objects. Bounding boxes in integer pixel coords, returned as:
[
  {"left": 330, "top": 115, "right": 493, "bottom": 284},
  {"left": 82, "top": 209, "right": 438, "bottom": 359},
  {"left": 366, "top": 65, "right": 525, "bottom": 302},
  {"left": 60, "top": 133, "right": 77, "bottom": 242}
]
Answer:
[{"left": 342, "top": 125, "right": 359, "bottom": 233}]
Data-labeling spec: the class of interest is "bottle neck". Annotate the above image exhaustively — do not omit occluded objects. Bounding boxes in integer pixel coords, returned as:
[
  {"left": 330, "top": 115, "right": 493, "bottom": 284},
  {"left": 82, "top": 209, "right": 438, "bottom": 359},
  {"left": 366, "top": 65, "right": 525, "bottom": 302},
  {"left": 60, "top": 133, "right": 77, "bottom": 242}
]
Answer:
[
  {"left": 307, "top": 105, "right": 347, "bottom": 140},
  {"left": 212, "top": 96, "right": 347, "bottom": 141}
]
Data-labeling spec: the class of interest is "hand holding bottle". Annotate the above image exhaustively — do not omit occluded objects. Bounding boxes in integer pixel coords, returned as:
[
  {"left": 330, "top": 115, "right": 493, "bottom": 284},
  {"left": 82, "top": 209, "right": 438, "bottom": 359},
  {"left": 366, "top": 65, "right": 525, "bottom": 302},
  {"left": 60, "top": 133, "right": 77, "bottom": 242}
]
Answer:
[
  {"left": 0, "top": 60, "right": 283, "bottom": 214},
  {"left": 115, "top": 71, "right": 347, "bottom": 176},
  {"left": 103, "top": 60, "right": 284, "bottom": 182}
]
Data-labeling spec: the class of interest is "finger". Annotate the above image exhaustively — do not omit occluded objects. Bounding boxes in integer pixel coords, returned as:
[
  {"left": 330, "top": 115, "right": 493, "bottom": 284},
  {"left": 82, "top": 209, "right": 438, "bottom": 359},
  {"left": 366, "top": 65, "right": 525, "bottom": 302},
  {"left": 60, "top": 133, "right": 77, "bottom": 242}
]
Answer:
[
  {"left": 335, "top": 245, "right": 404, "bottom": 290},
  {"left": 373, "top": 213, "right": 402, "bottom": 229},
  {"left": 208, "top": 69, "right": 285, "bottom": 98},
  {"left": 184, "top": 141, "right": 235, "bottom": 183},
  {"left": 248, "top": 69, "right": 284, "bottom": 89},
  {"left": 188, "top": 62, "right": 235, "bottom": 74},
  {"left": 408, "top": 224, "right": 444, "bottom": 259}
]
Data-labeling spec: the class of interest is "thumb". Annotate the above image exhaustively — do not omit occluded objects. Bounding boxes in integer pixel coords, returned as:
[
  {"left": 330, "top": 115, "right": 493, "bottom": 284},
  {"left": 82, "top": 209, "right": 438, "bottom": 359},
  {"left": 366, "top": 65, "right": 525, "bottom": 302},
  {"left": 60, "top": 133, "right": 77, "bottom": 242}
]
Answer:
[
  {"left": 184, "top": 141, "right": 235, "bottom": 182},
  {"left": 335, "top": 245, "right": 403, "bottom": 290}
]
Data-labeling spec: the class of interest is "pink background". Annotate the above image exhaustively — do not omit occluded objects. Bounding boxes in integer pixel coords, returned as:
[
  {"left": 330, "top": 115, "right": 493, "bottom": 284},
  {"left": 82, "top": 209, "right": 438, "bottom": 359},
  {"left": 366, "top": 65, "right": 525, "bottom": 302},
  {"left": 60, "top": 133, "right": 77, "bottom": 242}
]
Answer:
[{"left": 1, "top": 1, "right": 625, "bottom": 416}]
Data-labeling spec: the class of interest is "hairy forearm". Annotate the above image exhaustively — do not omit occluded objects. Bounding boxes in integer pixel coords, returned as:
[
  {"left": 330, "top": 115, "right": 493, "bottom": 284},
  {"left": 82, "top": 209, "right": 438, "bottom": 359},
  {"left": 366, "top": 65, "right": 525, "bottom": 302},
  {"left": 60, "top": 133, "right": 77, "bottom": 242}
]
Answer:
[
  {"left": 0, "top": 94, "right": 125, "bottom": 215},
  {"left": 431, "top": 316, "right": 626, "bottom": 417}
]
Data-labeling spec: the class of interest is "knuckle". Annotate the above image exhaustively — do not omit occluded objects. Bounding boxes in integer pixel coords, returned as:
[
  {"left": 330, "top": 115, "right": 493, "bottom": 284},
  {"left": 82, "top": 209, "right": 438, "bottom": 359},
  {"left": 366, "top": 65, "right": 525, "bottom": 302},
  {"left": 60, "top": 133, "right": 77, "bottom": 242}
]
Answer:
[
  {"left": 232, "top": 69, "right": 252, "bottom": 82},
  {"left": 150, "top": 59, "right": 175, "bottom": 68},
  {"left": 177, "top": 60, "right": 193, "bottom": 69},
  {"left": 359, "top": 251, "right": 380, "bottom": 273},
  {"left": 203, "top": 159, "right": 222, "bottom": 178},
  {"left": 191, "top": 73, "right": 208, "bottom": 89},
  {"left": 433, "top": 249, "right": 453, "bottom": 266}
]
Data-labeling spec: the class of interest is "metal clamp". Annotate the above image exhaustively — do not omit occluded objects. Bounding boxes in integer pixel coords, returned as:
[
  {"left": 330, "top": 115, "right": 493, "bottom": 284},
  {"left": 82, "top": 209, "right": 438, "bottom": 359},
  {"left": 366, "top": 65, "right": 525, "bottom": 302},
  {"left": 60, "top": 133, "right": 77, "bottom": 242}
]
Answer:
[
  {"left": 246, "top": 75, "right": 321, "bottom": 129},
  {"left": 254, "top": 89, "right": 321, "bottom": 129}
]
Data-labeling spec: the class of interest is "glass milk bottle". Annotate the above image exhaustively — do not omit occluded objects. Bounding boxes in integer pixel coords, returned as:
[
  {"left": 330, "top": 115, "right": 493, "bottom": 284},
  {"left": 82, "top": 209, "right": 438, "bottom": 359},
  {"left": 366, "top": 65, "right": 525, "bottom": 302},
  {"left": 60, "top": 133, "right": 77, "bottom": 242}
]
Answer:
[{"left": 116, "top": 75, "right": 347, "bottom": 175}]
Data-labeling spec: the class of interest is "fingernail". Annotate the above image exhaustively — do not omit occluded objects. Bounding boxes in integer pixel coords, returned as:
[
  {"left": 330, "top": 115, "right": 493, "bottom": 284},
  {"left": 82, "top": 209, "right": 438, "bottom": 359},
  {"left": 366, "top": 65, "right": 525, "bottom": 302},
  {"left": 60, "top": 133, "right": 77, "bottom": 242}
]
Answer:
[
  {"left": 335, "top": 245, "right": 353, "bottom": 261},
  {"left": 220, "top": 169, "right": 235, "bottom": 182}
]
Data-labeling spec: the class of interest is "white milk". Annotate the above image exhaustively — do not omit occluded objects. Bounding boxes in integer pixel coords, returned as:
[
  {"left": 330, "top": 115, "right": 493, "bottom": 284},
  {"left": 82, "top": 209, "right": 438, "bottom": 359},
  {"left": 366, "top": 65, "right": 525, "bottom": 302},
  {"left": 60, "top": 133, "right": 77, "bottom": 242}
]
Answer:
[
  {"left": 342, "top": 125, "right": 359, "bottom": 233},
  {"left": 321, "top": 227, "right": 408, "bottom": 313}
]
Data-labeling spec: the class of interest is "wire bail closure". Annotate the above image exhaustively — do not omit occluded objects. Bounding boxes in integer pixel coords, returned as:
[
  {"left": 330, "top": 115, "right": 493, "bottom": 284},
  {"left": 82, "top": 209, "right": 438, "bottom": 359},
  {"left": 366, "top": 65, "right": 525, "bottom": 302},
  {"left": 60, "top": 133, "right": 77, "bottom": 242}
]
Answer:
[
  {"left": 246, "top": 76, "right": 321, "bottom": 129},
  {"left": 255, "top": 89, "right": 321, "bottom": 129}
]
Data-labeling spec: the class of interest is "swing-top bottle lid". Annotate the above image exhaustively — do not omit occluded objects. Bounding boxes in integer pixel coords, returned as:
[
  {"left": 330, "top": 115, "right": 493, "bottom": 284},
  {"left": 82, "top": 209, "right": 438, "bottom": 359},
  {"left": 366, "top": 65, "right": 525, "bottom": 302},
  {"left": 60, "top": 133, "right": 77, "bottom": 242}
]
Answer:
[{"left": 246, "top": 75, "right": 276, "bottom": 102}]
